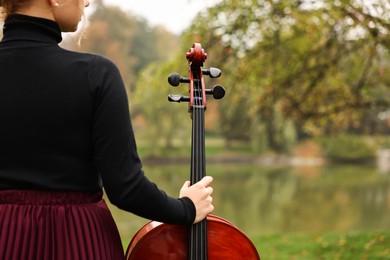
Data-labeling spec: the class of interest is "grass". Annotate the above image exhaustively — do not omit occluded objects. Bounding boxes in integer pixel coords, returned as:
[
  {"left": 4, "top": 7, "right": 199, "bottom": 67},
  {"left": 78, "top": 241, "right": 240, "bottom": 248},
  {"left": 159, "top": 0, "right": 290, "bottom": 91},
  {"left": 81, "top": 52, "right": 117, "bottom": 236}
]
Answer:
[
  {"left": 255, "top": 231, "right": 390, "bottom": 259},
  {"left": 123, "top": 231, "right": 390, "bottom": 259}
]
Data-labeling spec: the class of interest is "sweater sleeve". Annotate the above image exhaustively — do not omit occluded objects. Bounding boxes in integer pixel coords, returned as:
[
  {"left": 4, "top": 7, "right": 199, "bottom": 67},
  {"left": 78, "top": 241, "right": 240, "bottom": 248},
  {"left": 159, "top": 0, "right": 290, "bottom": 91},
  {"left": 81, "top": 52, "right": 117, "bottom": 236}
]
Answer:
[{"left": 89, "top": 55, "right": 195, "bottom": 225}]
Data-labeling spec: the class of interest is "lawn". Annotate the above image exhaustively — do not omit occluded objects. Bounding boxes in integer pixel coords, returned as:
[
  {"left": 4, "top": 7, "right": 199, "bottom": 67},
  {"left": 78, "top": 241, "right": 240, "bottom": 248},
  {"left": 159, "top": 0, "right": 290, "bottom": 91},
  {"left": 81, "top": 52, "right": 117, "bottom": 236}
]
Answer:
[{"left": 255, "top": 231, "right": 390, "bottom": 259}]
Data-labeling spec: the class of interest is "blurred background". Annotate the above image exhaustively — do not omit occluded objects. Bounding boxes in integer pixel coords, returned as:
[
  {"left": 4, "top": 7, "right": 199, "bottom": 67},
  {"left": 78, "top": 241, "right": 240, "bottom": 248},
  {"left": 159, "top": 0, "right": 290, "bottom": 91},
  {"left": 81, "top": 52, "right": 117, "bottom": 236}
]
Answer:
[{"left": 3, "top": 0, "right": 390, "bottom": 258}]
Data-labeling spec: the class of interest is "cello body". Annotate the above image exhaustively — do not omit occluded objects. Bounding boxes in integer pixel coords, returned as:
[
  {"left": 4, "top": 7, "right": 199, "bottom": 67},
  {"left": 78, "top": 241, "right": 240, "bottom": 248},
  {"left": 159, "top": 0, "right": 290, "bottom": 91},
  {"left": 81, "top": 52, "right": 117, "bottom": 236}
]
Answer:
[
  {"left": 126, "top": 215, "right": 260, "bottom": 259},
  {"left": 126, "top": 43, "right": 260, "bottom": 259}
]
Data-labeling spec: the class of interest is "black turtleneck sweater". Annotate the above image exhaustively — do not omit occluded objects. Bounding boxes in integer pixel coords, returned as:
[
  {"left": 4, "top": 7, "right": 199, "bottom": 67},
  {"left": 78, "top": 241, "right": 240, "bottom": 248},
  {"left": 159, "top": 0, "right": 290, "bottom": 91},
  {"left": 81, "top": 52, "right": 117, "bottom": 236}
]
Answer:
[{"left": 0, "top": 14, "right": 195, "bottom": 225}]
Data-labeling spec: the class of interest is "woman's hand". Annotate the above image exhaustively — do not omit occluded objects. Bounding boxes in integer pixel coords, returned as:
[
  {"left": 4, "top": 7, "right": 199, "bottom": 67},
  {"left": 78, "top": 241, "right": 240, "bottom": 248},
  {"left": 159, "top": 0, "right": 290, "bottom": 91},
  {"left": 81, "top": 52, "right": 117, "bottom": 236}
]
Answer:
[{"left": 179, "top": 176, "right": 214, "bottom": 224}]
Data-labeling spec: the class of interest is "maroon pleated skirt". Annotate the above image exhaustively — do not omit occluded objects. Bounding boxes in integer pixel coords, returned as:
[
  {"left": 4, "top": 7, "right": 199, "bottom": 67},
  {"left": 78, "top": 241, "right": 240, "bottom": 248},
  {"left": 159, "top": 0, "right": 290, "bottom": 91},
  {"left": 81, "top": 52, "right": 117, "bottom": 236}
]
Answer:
[{"left": 0, "top": 190, "right": 125, "bottom": 260}]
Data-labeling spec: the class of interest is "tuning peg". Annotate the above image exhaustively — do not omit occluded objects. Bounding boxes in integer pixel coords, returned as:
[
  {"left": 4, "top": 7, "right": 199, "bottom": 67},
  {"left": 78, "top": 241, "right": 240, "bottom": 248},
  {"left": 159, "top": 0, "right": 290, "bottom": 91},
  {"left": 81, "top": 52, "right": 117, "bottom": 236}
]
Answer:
[
  {"left": 168, "top": 73, "right": 190, "bottom": 87},
  {"left": 202, "top": 67, "right": 221, "bottom": 78},
  {"left": 206, "top": 85, "right": 225, "bottom": 99},
  {"left": 168, "top": 94, "right": 190, "bottom": 103}
]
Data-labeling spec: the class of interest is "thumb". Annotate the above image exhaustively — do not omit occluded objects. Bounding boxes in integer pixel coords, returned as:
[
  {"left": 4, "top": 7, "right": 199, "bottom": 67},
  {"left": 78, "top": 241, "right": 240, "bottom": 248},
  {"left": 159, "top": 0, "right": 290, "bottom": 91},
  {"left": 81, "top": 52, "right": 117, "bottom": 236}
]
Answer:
[{"left": 180, "top": 180, "right": 191, "bottom": 191}]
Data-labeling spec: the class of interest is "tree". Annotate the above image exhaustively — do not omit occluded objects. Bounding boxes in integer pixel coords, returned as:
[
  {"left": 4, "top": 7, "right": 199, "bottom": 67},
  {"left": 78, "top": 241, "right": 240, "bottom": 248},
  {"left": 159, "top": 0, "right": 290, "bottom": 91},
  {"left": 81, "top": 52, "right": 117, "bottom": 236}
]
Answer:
[{"left": 180, "top": 0, "right": 390, "bottom": 152}]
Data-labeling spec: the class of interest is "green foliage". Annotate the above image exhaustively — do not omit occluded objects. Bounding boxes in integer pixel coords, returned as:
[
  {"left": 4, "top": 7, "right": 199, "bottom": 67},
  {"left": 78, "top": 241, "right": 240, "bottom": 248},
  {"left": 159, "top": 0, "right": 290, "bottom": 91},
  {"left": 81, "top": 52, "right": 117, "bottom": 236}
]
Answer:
[
  {"left": 133, "top": 59, "right": 192, "bottom": 153},
  {"left": 320, "top": 135, "right": 376, "bottom": 162}
]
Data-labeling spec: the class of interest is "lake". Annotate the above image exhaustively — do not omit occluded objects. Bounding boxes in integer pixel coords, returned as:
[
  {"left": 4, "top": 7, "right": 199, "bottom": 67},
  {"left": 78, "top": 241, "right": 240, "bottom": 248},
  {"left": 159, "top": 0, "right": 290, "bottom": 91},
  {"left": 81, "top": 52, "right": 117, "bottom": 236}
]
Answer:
[{"left": 105, "top": 163, "right": 390, "bottom": 243}]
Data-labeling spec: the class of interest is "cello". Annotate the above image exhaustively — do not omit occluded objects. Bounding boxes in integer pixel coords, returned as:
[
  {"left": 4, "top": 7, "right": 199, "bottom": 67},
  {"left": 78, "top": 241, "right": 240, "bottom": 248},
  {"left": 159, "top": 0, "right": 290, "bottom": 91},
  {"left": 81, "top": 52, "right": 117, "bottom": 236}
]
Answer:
[{"left": 126, "top": 43, "right": 260, "bottom": 259}]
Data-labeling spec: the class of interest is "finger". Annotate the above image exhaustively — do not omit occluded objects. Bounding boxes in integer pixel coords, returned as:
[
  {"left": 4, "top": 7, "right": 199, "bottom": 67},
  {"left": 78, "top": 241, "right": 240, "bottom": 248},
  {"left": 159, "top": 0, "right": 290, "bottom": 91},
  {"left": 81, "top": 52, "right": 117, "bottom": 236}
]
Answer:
[{"left": 198, "top": 176, "right": 213, "bottom": 187}]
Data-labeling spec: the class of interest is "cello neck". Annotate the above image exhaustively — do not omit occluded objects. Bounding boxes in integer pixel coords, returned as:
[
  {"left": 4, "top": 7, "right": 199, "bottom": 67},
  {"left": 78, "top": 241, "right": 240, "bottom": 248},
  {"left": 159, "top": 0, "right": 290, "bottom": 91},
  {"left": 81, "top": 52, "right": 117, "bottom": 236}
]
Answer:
[{"left": 190, "top": 68, "right": 207, "bottom": 185}]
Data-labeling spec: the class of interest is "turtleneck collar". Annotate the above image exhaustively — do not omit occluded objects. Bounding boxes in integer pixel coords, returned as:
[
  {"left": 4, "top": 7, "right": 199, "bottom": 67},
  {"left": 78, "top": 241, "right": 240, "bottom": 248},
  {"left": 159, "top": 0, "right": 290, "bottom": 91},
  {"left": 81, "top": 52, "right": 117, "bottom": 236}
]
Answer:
[{"left": 1, "top": 14, "right": 62, "bottom": 44}]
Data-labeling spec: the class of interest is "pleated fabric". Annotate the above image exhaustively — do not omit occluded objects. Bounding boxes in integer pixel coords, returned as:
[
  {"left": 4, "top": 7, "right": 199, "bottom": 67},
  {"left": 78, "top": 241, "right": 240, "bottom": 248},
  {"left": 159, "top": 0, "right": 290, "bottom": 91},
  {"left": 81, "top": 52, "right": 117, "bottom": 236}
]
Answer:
[{"left": 0, "top": 190, "right": 125, "bottom": 260}]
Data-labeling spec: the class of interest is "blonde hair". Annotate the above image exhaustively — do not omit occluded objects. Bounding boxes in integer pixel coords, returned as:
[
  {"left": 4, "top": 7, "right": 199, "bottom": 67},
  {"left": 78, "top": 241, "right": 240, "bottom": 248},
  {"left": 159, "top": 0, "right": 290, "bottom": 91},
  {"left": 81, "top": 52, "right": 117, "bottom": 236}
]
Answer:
[
  {"left": 0, "top": 5, "right": 9, "bottom": 20},
  {"left": 0, "top": 0, "right": 28, "bottom": 19}
]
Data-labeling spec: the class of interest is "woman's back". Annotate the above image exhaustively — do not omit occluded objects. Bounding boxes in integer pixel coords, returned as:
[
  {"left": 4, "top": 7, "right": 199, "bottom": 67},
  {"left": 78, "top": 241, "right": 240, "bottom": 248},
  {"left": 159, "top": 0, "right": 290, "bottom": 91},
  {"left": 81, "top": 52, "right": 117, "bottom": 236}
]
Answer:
[{"left": 0, "top": 14, "right": 101, "bottom": 190}]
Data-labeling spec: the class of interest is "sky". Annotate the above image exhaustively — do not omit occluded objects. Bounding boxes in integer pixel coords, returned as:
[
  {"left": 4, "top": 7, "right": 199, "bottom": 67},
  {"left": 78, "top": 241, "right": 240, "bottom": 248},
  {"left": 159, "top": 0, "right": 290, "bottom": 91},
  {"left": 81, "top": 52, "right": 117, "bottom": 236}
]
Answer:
[{"left": 103, "top": 0, "right": 219, "bottom": 34}]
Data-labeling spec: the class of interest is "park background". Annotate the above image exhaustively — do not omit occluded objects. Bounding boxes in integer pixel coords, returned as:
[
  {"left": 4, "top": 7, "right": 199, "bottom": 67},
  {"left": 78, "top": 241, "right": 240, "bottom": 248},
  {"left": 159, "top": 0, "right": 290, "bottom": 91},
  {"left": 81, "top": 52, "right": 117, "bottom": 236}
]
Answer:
[{"left": 3, "top": 0, "right": 389, "bottom": 258}]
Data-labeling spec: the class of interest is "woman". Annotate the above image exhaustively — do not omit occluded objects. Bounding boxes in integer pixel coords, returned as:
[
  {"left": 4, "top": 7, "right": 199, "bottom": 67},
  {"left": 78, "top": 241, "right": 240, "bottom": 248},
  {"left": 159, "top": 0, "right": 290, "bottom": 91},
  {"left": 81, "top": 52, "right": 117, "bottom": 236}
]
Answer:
[{"left": 0, "top": 0, "right": 214, "bottom": 259}]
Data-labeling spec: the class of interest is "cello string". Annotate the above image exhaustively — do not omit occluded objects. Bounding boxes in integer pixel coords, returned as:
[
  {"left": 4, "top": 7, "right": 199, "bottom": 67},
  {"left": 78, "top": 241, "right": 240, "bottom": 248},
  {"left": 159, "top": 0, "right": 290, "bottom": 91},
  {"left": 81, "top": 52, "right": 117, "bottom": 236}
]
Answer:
[
  {"left": 195, "top": 68, "right": 202, "bottom": 258},
  {"left": 192, "top": 68, "right": 198, "bottom": 259},
  {"left": 197, "top": 68, "right": 208, "bottom": 259},
  {"left": 189, "top": 67, "right": 194, "bottom": 259},
  {"left": 195, "top": 67, "right": 205, "bottom": 259},
  {"left": 190, "top": 67, "right": 201, "bottom": 259}
]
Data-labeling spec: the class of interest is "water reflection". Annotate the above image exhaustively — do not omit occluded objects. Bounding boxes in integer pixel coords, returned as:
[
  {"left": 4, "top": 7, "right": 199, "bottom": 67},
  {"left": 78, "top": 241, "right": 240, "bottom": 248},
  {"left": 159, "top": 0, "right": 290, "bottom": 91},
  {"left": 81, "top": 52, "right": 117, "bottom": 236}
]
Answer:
[{"left": 106, "top": 164, "right": 390, "bottom": 242}]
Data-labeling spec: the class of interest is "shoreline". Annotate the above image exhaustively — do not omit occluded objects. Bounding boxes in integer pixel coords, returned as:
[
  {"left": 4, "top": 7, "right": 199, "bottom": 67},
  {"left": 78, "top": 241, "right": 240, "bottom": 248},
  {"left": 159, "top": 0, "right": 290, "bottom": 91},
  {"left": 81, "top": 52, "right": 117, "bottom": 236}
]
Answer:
[{"left": 141, "top": 154, "right": 326, "bottom": 166}]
